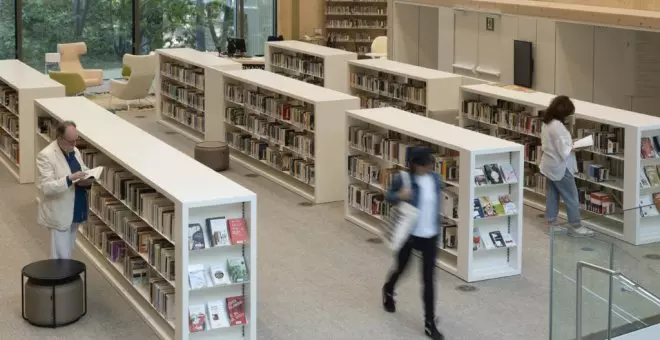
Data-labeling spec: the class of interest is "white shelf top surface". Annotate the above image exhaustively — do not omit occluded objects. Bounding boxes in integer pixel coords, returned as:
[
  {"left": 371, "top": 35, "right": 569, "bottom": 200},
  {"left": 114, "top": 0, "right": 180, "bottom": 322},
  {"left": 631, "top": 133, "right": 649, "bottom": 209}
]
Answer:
[
  {"left": 349, "top": 59, "right": 460, "bottom": 81},
  {"left": 0, "top": 59, "right": 64, "bottom": 90},
  {"left": 348, "top": 107, "right": 522, "bottom": 153},
  {"left": 462, "top": 84, "right": 660, "bottom": 129},
  {"left": 267, "top": 40, "right": 357, "bottom": 58},
  {"left": 156, "top": 48, "right": 240, "bottom": 69},
  {"left": 35, "top": 97, "right": 255, "bottom": 205},
  {"left": 223, "top": 69, "right": 357, "bottom": 103}
]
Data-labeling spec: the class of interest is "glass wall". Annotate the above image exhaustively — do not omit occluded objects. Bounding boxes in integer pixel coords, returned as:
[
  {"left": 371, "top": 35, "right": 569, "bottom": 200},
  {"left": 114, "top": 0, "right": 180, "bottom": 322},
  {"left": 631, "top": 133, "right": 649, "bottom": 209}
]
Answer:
[
  {"left": 244, "top": 0, "right": 273, "bottom": 56},
  {"left": 140, "top": 0, "right": 237, "bottom": 54},
  {"left": 0, "top": 0, "right": 16, "bottom": 60},
  {"left": 21, "top": 0, "right": 132, "bottom": 78}
]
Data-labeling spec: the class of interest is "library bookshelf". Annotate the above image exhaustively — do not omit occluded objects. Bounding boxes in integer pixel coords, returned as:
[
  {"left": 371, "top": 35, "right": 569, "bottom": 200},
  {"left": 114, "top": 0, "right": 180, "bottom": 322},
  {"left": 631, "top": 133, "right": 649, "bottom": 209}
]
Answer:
[
  {"left": 346, "top": 107, "right": 524, "bottom": 282},
  {"left": 459, "top": 83, "right": 660, "bottom": 245},
  {"left": 264, "top": 40, "right": 356, "bottom": 93},
  {"left": 347, "top": 58, "right": 463, "bottom": 123},
  {"left": 0, "top": 59, "right": 64, "bottom": 183},
  {"left": 155, "top": 48, "right": 242, "bottom": 142},
  {"left": 209, "top": 69, "right": 359, "bottom": 204},
  {"left": 324, "top": 0, "right": 388, "bottom": 55},
  {"left": 35, "top": 97, "right": 258, "bottom": 340}
]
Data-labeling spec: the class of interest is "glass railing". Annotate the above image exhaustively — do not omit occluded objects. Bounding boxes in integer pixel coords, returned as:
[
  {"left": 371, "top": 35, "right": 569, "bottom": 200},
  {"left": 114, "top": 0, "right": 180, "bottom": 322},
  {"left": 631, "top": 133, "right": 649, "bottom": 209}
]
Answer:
[{"left": 549, "top": 212, "right": 660, "bottom": 340}]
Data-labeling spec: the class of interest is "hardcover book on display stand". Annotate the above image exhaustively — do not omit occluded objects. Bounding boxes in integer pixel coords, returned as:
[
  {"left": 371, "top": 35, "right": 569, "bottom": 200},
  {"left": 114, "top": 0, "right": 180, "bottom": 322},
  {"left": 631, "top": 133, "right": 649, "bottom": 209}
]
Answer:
[
  {"left": 206, "top": 217, "right": 231, "bottom": 247},
  {"left": 227, "top": 257, "right": 248, "bottom": 283},
  {"left": 189, "top": 304, "right": 207, "bottom": 332},
  {"left": 227, "top": 296, "right": 247, "bottom": 326},
  {"left": 207, "top": 300, "right": 231, "bottom": 329},
  {"left": 227, "top": 218, "right": 249, "bottom": 244},
  {"left": 209, "top": 263, "right": 231, "bottom": 286},
  {"left": 188, "top": 263, "right": 209, "bottom": 290},
  {"left": 188, "top": 223, "right": 206, "bottom": 250}
]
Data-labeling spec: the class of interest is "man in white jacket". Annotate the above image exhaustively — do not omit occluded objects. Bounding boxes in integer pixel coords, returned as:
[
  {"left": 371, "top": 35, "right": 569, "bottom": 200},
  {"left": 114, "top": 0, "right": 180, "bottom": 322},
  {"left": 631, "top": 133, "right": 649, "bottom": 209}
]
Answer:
[{"left": 36, "top": 120, "right": 93, "bottom": 259}]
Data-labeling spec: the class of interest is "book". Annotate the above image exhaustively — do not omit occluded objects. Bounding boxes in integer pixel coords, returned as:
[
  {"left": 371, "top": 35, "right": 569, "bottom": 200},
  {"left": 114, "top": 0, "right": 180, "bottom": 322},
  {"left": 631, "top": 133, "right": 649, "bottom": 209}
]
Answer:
[
  {"left": 188, "top": 264, "right": 208, "bottom": 290},
  {"left": 639, "top": 194, "right": 659, "bottom": 217},
  {"left": 227, "top": 218, "right": 248, "bottom": 244},
  {"left": 209, "top": 264, "right": 231, "bottom": 286},
  {"left": 499, "top": 163, "right": 518, "bottom": 183},
  {"left": 73, "top": 166, "right": 104, "bottom": 183},
  {"left": 227, "top": 257, "right": 248, "bottom": 283},
  {"left": 573, "top": 134, "right": 593, "bottom": 149},
  {"left": 188, "top": 223, "right": 206, "bottom": 250},
  {"left": 489, "top": 196, "right": 506, "bottom": 216},
  {"left": 483, "top": 164, "right": 504, "bottom": 184},
  {"left": 226, "top": 296, "right": 247, "bottom": 326},
  {"left": 479, "top": 197, "right": 497, "bottom": 217},
  {"left": 641, "top": 169, "right": 651, "bottom": 189},
  {"left": 207, "top": 300, "right": 230, "bottom": 329},
  {"left": 472, "top": 198, "right": 484, "bottom": 219},
  {"left": 206, "top": 217, "right": 230, "bottom": 247},
  {"left": 489, "top": 231, "right": 506, "bottom": 248},
  {"left": 189, "top": 304, "right": 207, "bottom": 332},
  {"left": 473, "top": 168, "right": 487, "bottom": 186},
  {"left": 501, "top": 232, "right": 516, "bottom": 247},
  {"left": 498, "top": 195, "right": 517, "bottom": 215},
  {"left": 653, "top": 193, "right": 660, "bottom": 213},
  {"left": 641, "top": 137, "right": 657, "bottom": 159},
  {"left": 645, "top": 166, "right": 660, "bottom": 186}
]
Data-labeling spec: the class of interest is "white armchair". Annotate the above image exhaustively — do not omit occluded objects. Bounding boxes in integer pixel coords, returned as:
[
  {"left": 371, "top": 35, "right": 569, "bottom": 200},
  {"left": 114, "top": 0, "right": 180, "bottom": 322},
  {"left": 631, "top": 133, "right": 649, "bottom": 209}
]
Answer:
[{"left": 109, "top": 54, "right": 157, "bottom": 110}]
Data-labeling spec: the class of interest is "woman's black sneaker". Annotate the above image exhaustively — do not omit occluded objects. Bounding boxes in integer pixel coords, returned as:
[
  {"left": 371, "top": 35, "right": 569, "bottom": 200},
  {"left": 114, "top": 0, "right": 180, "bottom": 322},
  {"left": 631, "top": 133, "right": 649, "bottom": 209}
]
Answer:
[
  {"left": 425, "top": 320, "right": 445, "bottom": 340},
  {"left": 382, "top": 284, "right": 395, "bottom": 313}
]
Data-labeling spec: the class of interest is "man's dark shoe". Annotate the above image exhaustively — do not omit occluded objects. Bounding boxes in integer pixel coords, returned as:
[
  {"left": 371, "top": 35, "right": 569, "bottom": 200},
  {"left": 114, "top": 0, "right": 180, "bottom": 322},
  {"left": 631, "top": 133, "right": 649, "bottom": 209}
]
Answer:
[
  {"left": 382, "top": 284, "right": 395, "bottom": 313},
  {"left": 425, "top": 320, "right": 445, "bottom": 340}
]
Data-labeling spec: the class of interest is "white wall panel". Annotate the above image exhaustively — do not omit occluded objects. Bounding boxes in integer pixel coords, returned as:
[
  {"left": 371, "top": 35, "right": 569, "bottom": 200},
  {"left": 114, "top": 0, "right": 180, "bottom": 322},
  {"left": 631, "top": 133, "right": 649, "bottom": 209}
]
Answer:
[
  {"left": 437, "top": 6, "right": 455, "bottom": 72},
  {"left": 476, "top": 13, "right": 502, "bottom": 80},
  {"left": 593, "top": 27, "right": 635, "bottom": 110},
  {"left": 498, "top": 15, "right": 518, "bottom": 85},
  {"left": 419, "top": 7, "right": 439, "bottom": 69},
  {"left": 555, "top": 22, "right": 594, "bottom": 101},
  {"left": 534, "top": 18, "right": 556, "bottom": 94},
  {"left": 393, "top": 2, "right": 419, "bottom": 65},
  {"left": 453, "top": 10, "right": 478, "bottom": 74}
]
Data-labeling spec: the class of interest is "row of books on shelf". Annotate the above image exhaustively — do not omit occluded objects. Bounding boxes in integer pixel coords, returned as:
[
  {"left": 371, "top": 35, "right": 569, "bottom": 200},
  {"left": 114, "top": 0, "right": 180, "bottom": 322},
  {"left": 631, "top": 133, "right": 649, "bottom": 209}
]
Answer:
[
  {"left": 188, "top": 257, "right": 248, "bottom": 290},
  {"left": 576, "top": 157, "right": 620, "bottom": 183},
  {"left": 80, "top": 149, "right": 177, "bottom": 240},
  {"left": 225, "top": 108, "right": 315, "bottom": 159},
  {"left": 473, "top": 227, "right": 516, "bottom": 251},
  {"left": 37, "top": 116, "right": 57, "bottom": 141},
  {"left": 576, "top": 125, "right": 623, "bottom": 156},
  {"left": 348, "top": 183, "right": 390, "bottom": 218},
  {"left": 327, "top": 32, "right": 376, "bottom": 42},
  {"left": 640, "top": 136, "right": 660, "bottom": 159},
  {"left": 189, "top": 296, "right": 246, "bottom": 332},
  {"left": 327, "top": 19, "right": 387, "bottom": 28},
  {"left": 326, "top": 7, "right": 386, "bottom": 15},
  {"left": 188, "top": 217, "right": 248, "bottom": 251},
  {"left": 474, "top": 163, "right": 518, "bottom": 185},
  {"left": 161, "top": 82, "right": 205, "bottom": 111},
  {"left": 226, "top": 131, "right": 316, "bottom": 186},
  {"left": 274, "top": 70, "right": 325, "bottom": 87},
  {"left": 89, "top": 187, "right": 175, "bottom": 282},
  {"left": 0, "top": 135, "right": 18, "bottom": 164},
  {"left": 0, "top": 85, "right": 17, "bottom": 114},
  {"left": 0, "top": 110, "right": 18, "bottom": 138},
  {"left": 161, "top": 62, "right": 205, "bottom": 90},
  {"left": 161, "top": 99, "right": 205, "bottom": 133},
  {"left": 80, "top": 219, "right": 175, "bottom": 321},
  {"left": 472, "top": 195, "right": 517, "bottom": 219},
  {"left": 462, "top": 99, "right": 541, "bottom": 136},
  {"left": 578, "top": 189, "right": 618, "bottom": 216},
  {"left": 640, "top": 165, "right": 660, "bottom": 188},
  {"left": 270, "top": 53, "right": 324, "bottom": 77},
  {"left": 357, "top": 94, "right": 426, "bottom": 115},
  {"left": 350, "top": 72, "right": 426, "bottom": 105}
]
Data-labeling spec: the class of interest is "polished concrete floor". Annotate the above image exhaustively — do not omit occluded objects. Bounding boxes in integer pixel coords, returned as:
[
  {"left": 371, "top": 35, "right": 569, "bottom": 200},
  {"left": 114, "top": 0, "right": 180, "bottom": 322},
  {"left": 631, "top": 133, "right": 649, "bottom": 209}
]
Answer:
[{"left": 1, "top": 98, "right": 659, "bottom": 339}]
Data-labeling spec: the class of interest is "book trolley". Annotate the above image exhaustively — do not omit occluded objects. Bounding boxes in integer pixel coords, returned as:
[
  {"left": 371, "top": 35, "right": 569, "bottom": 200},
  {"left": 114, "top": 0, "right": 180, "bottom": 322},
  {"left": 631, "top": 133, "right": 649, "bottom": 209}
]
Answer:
[
  {"left": 345, "top": 107, "right": 524, "bottom": 282},
  {"left": 459, "top": 83, "right": 660, "bottom": 245},
  {"left": 209, "top": 69, "right": 359, "bottom": 204},
  {"left": 155, "top": 48, "right": 242, "bottom": 142},
  {"left": 347, "top": 58, "right": 463, "bottom": 123},
  {"left": 0, "top": 59, "right": 64, "bottom": 183},
  {"left": 264, "top": 40, "right": 357, "bottom": 93},
  {"left": 35, "top": 97, "right": 258, "bottom": 340}
]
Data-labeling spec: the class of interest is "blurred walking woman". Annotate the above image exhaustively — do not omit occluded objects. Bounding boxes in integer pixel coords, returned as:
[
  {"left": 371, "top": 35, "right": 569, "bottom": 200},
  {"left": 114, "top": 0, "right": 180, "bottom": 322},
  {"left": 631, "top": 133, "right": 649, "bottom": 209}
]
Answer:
[
  {"left": 381, "top": 146, "right": 445, "bottom": 340},
  {"left": 539, "top": 95, "right": 593, "bottom": 236}
]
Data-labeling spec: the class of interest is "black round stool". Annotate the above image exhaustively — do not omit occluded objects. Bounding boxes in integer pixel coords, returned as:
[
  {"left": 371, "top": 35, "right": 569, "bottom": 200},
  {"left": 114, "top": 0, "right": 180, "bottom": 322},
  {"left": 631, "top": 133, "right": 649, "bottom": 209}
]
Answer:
[{"left": 21, "top": 259, "right": 87, "bottom": 327}]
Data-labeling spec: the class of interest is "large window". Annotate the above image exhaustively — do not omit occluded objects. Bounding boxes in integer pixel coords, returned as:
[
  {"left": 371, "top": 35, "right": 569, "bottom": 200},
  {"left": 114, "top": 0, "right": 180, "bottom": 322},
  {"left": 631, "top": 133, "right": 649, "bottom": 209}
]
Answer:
[
  {"left": 244, "top": 0, "right": 273, "bottom": 56},
  {"left": 0, "top": 0, "right": 16, "bottom": 60},
  {"left": 140, "top": 0, "right": 236, "bottom": 54},
  {"left": 21, "top": 0, "right": 132, "bottom": 78}
]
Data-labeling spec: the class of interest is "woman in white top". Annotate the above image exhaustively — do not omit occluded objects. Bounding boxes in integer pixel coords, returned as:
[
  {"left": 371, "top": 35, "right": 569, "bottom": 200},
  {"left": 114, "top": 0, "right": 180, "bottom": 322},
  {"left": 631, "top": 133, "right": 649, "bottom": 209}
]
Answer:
[{"left": 539, "top": 95, "right": 594, "bottom": 236}]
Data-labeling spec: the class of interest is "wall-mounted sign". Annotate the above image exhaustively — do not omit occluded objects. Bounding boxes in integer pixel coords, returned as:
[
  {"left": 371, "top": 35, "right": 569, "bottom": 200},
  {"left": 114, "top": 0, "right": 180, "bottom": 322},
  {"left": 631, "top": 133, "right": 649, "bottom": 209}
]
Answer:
[{"left": 486, "top": 17, "right": 495, "bottom": 31}]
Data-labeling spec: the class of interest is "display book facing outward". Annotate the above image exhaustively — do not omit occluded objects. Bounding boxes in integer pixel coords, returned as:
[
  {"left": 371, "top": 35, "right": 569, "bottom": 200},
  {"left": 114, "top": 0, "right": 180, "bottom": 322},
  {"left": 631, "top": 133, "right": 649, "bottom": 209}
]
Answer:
[
  {"left": 347, "top": 58, "right": 463, "bottom": 123},
  {"left": 345, "top": 107, "right": 523, "bottom": 282},
  {"left": 34, "top": 97, "right": 257, "bottom": 340},
  {"left": 264, "top": 40, "right": 356, "bottom": 93},
  {"left": 325, "top": 0, "right": 388, "bottom": 54},
  {"left": 0, "top": 59, "right": 64, "bottom": 183},
  {"left": 459, "top": 83, "right": 660, "bottom": 245},
  {"left": 208, "top": 68, "right": 359, "bottom": 204},
  {"left": 155, "top": 48, "right": 242, "bottom": 143}
]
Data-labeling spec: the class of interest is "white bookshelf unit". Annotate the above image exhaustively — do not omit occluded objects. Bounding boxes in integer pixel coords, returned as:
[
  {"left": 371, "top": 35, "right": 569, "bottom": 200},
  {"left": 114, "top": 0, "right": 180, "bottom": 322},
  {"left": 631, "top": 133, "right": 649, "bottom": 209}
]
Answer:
[
  {"left": 0, "top": 59, "right": 64, "bottom": 183},
  {"left": 348, "top": 58, "right": 463, "bottom": 123},
  {"left": 35, "top": 97, "right": 258, "bottom": 340},
  {"left": 459, "top": 83, "right": 660, "bottom": 245},
  {"left": 156, "top": 48, "right": 242, "bottom": 142},
  {"left": 264, "top": 40, "right": 357, "bottom": 93},
  {"left": 346, "top": 107, "right": 524, "bottom": 282},
  {"left": 325, "top": 0, "right": 388, "bottom": 55},
  {"left": 208, "top": 69, "right": 359, "bottom": 204}
]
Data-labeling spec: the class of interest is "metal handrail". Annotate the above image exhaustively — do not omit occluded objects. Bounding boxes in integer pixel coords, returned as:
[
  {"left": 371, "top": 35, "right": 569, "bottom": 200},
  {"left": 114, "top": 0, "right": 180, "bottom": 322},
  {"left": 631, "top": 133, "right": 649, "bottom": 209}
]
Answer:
[{"left": 576, "top": 261, "right": 660, "bottom": 340}]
